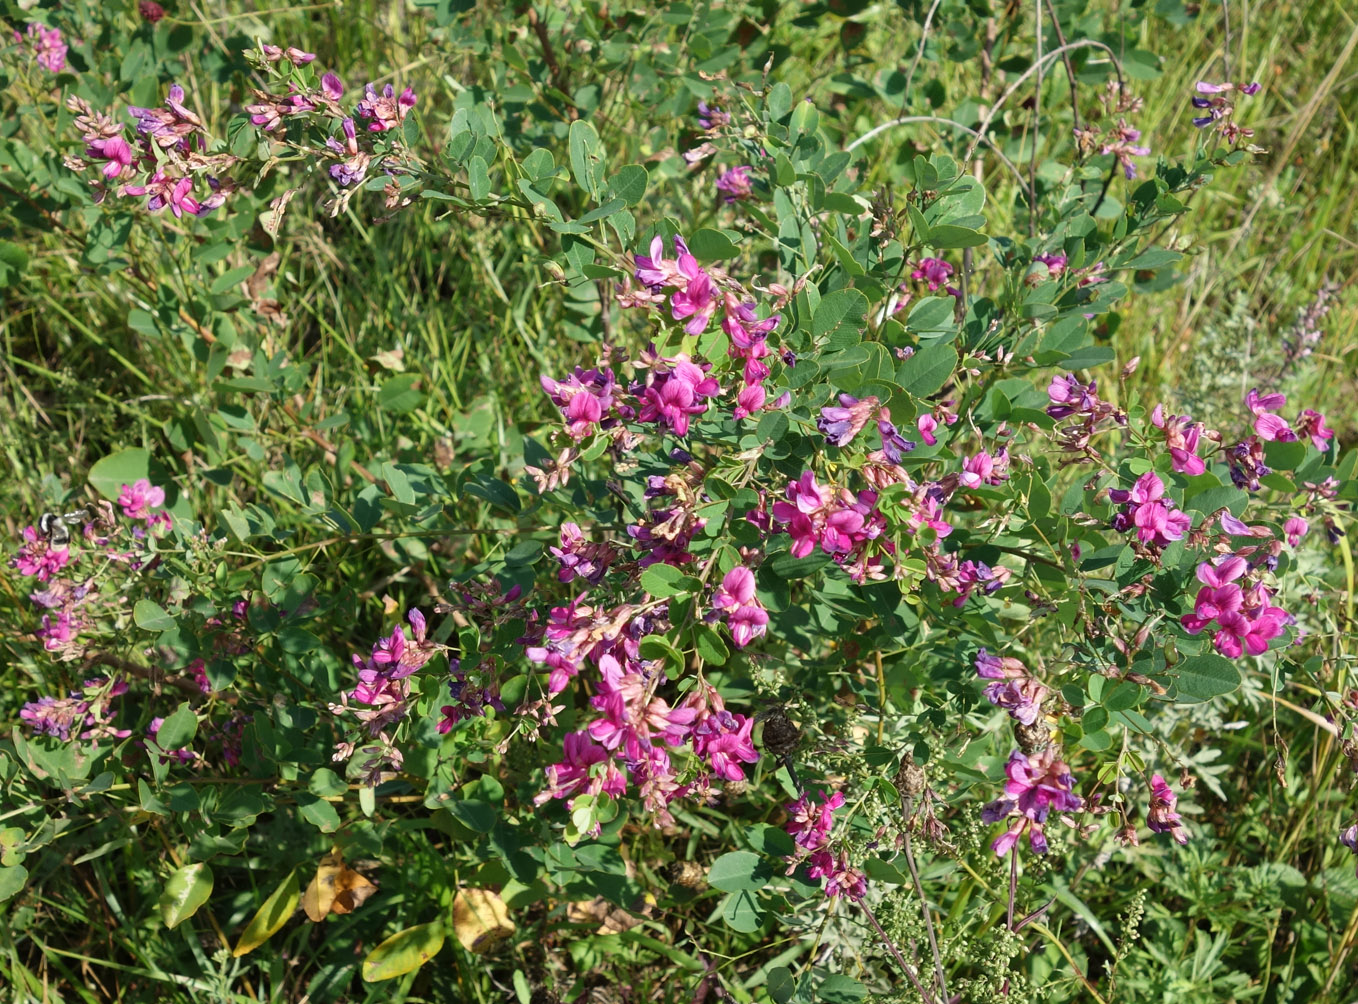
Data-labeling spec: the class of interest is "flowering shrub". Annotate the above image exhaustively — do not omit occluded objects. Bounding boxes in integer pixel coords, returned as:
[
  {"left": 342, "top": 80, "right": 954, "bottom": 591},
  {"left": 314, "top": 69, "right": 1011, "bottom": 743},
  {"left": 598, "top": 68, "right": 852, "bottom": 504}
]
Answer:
[{"left": 1, "top": 2, "right": 1355, "bottom": 1002}]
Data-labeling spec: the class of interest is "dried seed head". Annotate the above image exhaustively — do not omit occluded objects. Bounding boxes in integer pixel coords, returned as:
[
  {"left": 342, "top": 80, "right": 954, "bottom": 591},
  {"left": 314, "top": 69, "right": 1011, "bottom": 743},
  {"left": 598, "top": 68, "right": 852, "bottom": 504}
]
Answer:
[
  {"left": 759, "top": 710, "right": 801, "bottom": 757},
  {"left": 895, "top": 757, "right": 927, "bottom": 797},
  {"left": 1015, "top": 720, "right": 1051, "bottom": 753},
  {"left": 668, "top": 860, "right": 707, "bottom": 890}
]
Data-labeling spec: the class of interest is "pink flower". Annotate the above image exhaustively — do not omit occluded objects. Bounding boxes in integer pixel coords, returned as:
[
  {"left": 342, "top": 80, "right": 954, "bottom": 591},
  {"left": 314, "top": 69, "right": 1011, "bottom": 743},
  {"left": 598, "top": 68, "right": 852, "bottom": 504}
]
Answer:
[
  {"left": 982, "top": 749, "right": 1084, "bottom": 855},
  {"left": 118, "top": 478, "right": 166, "bottom": 519},
  {"left": 690, "top": 702, "right": 759, "bottom": 782},
  {"left": 806, "top": 850, "right": 866, "bottom": 900},
  {"left": 1109, "top": 471, "right": 1191, "bottom": 548},
  {"left": 1295, "top": 410, "right": 1333, "bottom": 451},
  {"left": 1147, "top": 774, "right": 1189, "bottom": 844},
  {"left": 818, "top": 394, "right": 879, "bottom": 448},
  {"left": 784, "top": 790, "right": 845, "bottom": 851},
  {"left": 712, "top": 566, "right": 769, "bottom": 648},
  {"left": 669, "top": 256, "right": 717, "bottom": 334},
  {"left": 13, "top": 526, "right": 71, "bottom": 581},
  {"left": 714, "top": 165, "right": 754, "bottom": 202},
  {"left": 917, "top": 413, "right": 938, "bottom": 445},
  {"left": 635, "top": 355, "right": 719, "bottom": 437},
  {"left": 86, "top": 136, "right": 137, "bottom": 179},
  {"left": 355, "top": 83, "right": 417, "bottom": 131},
  {"left": 22, "top": 23, "right": 67, "bottom": 74},
  {"left": 1283, "top": 516, "right": 1308, "bottom": 547},
  {"left": 911, "top": 257, "right": 953, "bottom": 291},
  {"left": 541, "top": 366, "right": 619, "bottom": 440}
]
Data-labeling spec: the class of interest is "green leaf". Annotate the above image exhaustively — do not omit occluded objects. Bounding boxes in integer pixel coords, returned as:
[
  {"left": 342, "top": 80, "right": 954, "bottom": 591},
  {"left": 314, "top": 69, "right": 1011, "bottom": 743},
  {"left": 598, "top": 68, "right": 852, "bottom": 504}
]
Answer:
[
  {"left": 640, "top": 563, "right": 695, "bottom": 598},
  {"left": 0, "top": 864, "right": 29, "bottom": 903},
  {"left": 927, "top": 224, "right": 988, "bottom": 249},
  {"left": 297, "top": 793, "right": 342, "bottom": 833},
  {"left": 362, "top": 921, "right": 446, "bottom": 982},
  {"left": 232, "top": 870, "right": 299, "bottom": 957},
  {"left": 606, "top": 164, "right": 648, "bottom": 207},
  {"left": 467, "top": 155, "right": 491, "bottom": 201},
  {"left": 687, "top": 227, "right": 741, "bottom": 262},
  {"left": 707, "top": 851, "right": 770, "bottom": 892},
  {"left": 811, "top": 288, "right": 868, "bottom": 344},
  {"left": 159, "top": 862, "right": 213, "bottom": 929},
  {"left": 819, "top": 975, "right": 868, "bottom": 1003},
  {"left": 155, "top": 702, "right": 198, "bottom": 751},
  {"left": 209, "top": 264, "right": 256, "bottom": 296},
  {"left": 1124, "top": 247, "right": 1182, "bottom": 269},
  {"left": 897, "top": 343, "right": 958, "bottom": 397},
  {"left": 568, "top": 120, "right": 604, "bottom": 199},
  {"left": 88, "top": 448, "right": 152, "bottom": 502},
  {"left": 0, "top": 240, "right": 31, "bottom": 288},
  {"left": 133, "top": 599, "right": 176, "bottom": 632},
  {"left": 1172, "top": 653, "right": 1241, "bottom": 704},
  {"left": 378, "top": 374, "right": 424, "bottom": 414},
  {"left": 720, "top": 889, "right": 763, "bottom": 932}
]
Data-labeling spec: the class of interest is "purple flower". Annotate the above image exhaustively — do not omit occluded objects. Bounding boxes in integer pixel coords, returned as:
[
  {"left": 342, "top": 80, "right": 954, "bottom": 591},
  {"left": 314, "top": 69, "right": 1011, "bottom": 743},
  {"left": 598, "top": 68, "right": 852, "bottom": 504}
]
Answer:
[
  {"left": 540, "top": 366, "right": 619, "bottom": 440},
  {"left": 1147, "top": 774, "right": 1189, "bottom": 844},
  {"left": 714, "top": 165, "right": 754, "bottom": 202},
  {"left": 21, "top": 23, "right": 67, "bottom": 74},
  {"left": 983, "top": 749, "right": 1084, "bottom": 855},
  {"left": 817, "top": 394, "right": 879, "bottom": 448},
  {"left": 877, "top": 417, "right": 915, "bottom": 464},
  {"left": 355, "top": 83, "right": 416, "bottom": 132}
]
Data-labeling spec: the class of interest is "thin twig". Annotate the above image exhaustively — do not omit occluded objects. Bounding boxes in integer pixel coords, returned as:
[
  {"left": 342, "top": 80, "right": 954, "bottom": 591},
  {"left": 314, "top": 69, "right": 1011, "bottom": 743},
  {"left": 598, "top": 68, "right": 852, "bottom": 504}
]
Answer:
[
  {"left": 1042, "top": 0, "right": 1082, "bottom": 134},
  {"left": 859, "top": 900, "right": 939, "bottom": 1004},
  {"left": 901, "top": 804, "right": 949, "bottom": 999}
]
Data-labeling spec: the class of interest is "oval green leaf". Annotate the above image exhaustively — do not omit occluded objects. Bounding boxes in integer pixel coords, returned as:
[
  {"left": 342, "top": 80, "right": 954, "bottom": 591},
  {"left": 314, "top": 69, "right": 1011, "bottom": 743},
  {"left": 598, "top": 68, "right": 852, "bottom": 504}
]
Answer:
[
  {"left": 159, "top": 862, "right": 213, "bottom": 929},
  {"left": 362, "top": 920, "right": 446, "bottom": 982}
]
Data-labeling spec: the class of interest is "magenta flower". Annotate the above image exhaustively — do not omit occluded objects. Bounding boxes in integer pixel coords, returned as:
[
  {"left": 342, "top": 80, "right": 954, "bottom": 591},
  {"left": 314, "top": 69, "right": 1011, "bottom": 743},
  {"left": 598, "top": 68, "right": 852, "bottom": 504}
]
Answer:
[
  {"left": 784, "top": 790, "right": 845, "bottom": 851},
  {"left": 806, "top": 849, "right": 867, "bottom": 900},
  {"left": 1150, "top": 404, "right": 1207, "bottom": 475},
  {"left": 1283, "top": 516, "right": 1309, "bottom": 547},
  {"left": 86, "top": 136, "right": 137, "bottom": 179},
  {"left": 21, "top": 23, "right": 67, "bottom": 73},
  {"left": 690, "top": 708, "right": 759, "bottom": 781},
  {"left": 356, "top": 83, "right": 417, "bottom": 131},
  {"left": 1109, "top": 471, "right": 1191, "bottom": 548},
  {"left": 13, "top": 526, "right": 71, "bottom": 581},
  {"left": 911, "top": 257, "right": 954, "bottom": 291},
  {"left": 635, "top": 355, "right": 719, "bottom": 437},
  {"left": 711, "top": 566, "right": 769, "bottom": 648},
  {"left": 541, "top": 366, "right": 619, "bottom": 440},
  {"left": 1047, "top": 373, "right": 1100, "bottom": 419},
  {"left": 1147, "top": 774, "right": 1189, "bottom": 844},
  {"left": 534, "top": 731, "right": 627, "bottom": 811},
  {"left": 668, "top": 256, "right": 717, "bottom": 334},
  {"left": 917, "top": 413, "right": 939, "bottom": 445},
  {"left": 118, "top": 478, "right": 166, "bottom": 519},
  {"left": 959, "top": 449, "right": 1009, "bottom": 489},
  {"left": 1295, "top": 409, "right": 1333, "bottom": 451},
  {"left": 714, "top": 165, "right": 754, "bottom": 202},
  {"left": 983, "top": 749, "right": 1084, "bottom": 855},
  {"left": 1033, "top": 253, "right": 1068, "bottom": 277}
]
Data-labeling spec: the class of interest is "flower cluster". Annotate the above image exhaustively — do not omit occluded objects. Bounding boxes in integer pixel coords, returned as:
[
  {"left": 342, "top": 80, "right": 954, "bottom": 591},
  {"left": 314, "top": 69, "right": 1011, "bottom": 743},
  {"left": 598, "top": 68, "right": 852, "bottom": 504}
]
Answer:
[
  {"left": 1180, "top": 556, "right": 1291, "bottom": 658},
  {"left": 982, "top": 748, "right": 1084, "bottom": 855},
  {"left": 1046, "top": 372, "right": 1128, "bottom": 457},
  {"left": 769, "top": 472, "right": 891, "bottom": 584},
  {"left": 65, "top": 84, "right": 233, "bottom": 216},
  {"left": 714, "top": 165, "right": 754, "bottom": 202},
  {"left": 1075, "top": 84, "right": 1152, "bottom": 179},
  {"left": 1190, "top": 80, "right": 1262, "bottom": 144},
  {"left": 1146, "top": 773, "right": 1189, "bottom": 844},
  {"left": 781, "top": 790, "right": 865, "bottom": 900},
  {"left": 329, "top": 609, "right": 440, "bottom": 781},
  {"left": 16, "top": 23, "right": 67, "bottom": 74},
  {"left": 540, "top": 367, "right": 627, "bottom": 442},
  {"left": 975, "top": 649, "right": 1048, "bottom": 726},
  {"left": 20, "top": 678, "right": 129, "bottom": 742},
  {"left": 818, "top": 394, "right": 916, "bottom": 464},
  {"left": 1109, "top": 472, "right": 1191, "bottom": 549}
]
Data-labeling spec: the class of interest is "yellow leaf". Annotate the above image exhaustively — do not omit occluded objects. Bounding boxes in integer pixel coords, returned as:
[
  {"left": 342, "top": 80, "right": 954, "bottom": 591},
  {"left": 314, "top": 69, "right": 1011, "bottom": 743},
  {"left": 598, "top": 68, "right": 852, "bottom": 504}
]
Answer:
[
  {"left": 361, "top": 920, "right": 445, "bottom": 982},
  {"left": 232, "top": 870, "right": 299, "bottom": 957},
  {"left": 452, "top": 888, "right": 515, "bottom": 954},
  {"left": 302, "top": 849, "right": 377, "bottom": 922}
]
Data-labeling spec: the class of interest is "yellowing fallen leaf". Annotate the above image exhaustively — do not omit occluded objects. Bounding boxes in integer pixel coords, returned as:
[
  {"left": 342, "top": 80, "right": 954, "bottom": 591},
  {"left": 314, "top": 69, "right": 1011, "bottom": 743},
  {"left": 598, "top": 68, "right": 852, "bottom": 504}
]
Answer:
[
  {"left": 302, "top": 849, "right": 377, "bottom": 922},
  {"left": 451, "top": 888, "right": 514, "bottom": 954}
]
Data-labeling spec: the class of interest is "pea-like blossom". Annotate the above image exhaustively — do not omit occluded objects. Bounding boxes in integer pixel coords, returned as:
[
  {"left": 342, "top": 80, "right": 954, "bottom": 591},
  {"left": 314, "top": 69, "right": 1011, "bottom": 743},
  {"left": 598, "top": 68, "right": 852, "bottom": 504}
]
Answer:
[
  {"left": 549, "top": 522, "right": 616, "bottom": 584},
  {"left": 1150, "top": 404, "right": 1208, "bottom": 475},
  {"left": 534, "top": 730, "right": 627, "bottom": 812},
  {"left": 118, "top": 478, "right": 166, "bottom": 519},
  {"left": 711, "top": 566, "right": 768, "bottom": 648},
  {"left": 19, "top": 23, "right": 67, "bottom": 73},
  {"left": 1033, "top": 253, "right": 1068, "bottom": 277},
  {"left": 1109, "top": 471, "right": 1191, "bottom": 548},
  {"left": 355, "top": 83, "right": 417, "bottom": 132},
  {"left": 1180, "top": 556, "right": 1291, "bottom": 658},
  {"left": 541, "top": 366, "right": 620, "bottom": 440},
  {"left": 85, "top": 136, "right": 137, "bottom": 179},
  {"left": 1283, "top": 516, "right": 1309, "bottom": 547},
  {"left": 1147, "top": 774, "right": 1189, "bottom": 844},
  {"left": 697, "top": 101, "right": 730, "bottom": 130},
  {"left": 975, "top": 649, "right": 1048, "bottom": 725},
  {"left": 911, "top": 257, "right": 954, "bottom": 291},
  {"left": 982, "top": 748, "right": 1084, "bottom": 855},
  {"left": 326, "top": 117, "right": 369, "bottom": 187},
  {"left": 13, "top": 526, "right": 71, "bottom": 582},
  {"left": 806, "top": 850, "right": 867, "bottom": 900},
  {"left": 715, "top": 165, "right": 754, "bottom": 202},
  {"left": 784, "top": 790, "right": 845, "bottom": 851},
  {"left": 1341, "top": 824, "right": 1358, "bottom": 879},
  {"left": 1101, "top": 118, "right": 1150, "bottom": 179},
  {"left": 1047, "top": 373, "right": 1101, "bottom": 419},
  {"left": 635, "top": 355, "right": 720, "bottom": 437},
  {"left": 959, "top": 449, "right": 1009, "bottom": 489},
  {"left": 1295, "top": 409, "right": 1333, "bottom": 452},
  {"left": 818, "top": 394, "right": 879, "bottom": 448},
  {"left": 1245, "top": 388, "right": 1296, "bottom": 442}
]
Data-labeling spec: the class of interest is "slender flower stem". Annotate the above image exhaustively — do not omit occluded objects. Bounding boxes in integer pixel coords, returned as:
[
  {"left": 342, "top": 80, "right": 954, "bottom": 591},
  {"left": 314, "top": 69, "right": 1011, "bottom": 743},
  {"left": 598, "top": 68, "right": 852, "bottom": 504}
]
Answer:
[
  {"left": 859, "top": 900, "right": 939, "bottom": 1004},
  {"left": 1007, "top": 845, "right": 1019, "bottom": 931},
  {"left": 901, "top": 807, "right": 949, "bottom": 999}
]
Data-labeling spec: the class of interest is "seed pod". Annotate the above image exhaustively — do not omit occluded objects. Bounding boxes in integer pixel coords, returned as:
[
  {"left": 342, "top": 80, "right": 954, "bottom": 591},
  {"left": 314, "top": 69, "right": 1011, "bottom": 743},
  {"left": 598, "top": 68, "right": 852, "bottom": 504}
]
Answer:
[
  {"left": 1015, "top": 720, "right": 1051, "bottom": 753},
  {"left": 895, "top": 757, "right": 927, "bottom": 797},
  {"left": 668, "top": 860, "right": 707, "bottom": 890},
  {"left": 722, "top": 777, "right": 749, "bottom": 805},
  {"left": 759, "top": 709, "right": 800, "bottom": 757}
]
